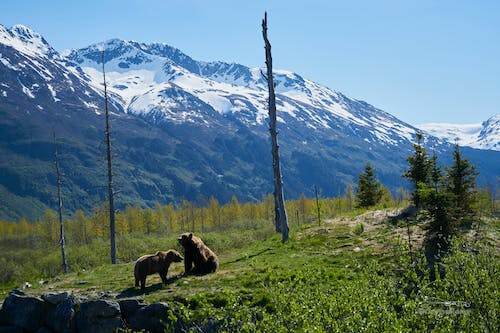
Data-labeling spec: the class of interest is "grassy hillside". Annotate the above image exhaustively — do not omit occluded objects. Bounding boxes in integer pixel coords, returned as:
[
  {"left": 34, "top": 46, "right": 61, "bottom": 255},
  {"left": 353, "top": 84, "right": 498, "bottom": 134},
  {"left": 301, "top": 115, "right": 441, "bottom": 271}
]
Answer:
[{"left": 1, "top": 207, "right": 499, "bottom": 332}]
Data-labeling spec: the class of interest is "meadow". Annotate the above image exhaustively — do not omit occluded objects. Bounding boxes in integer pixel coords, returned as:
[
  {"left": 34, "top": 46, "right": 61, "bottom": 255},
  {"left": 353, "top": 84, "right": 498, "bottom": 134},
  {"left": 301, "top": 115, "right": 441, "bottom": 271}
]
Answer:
[{"left": 0, "top": 196, "right": 498, "bottom": 332}]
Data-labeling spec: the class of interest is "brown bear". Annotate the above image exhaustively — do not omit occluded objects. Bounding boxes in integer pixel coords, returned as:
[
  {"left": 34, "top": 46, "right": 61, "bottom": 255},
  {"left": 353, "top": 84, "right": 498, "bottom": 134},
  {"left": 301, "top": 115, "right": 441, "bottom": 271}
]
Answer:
[
  {"left": 134, "top": 249, "right": 183, "bottom": 289},
  {"left": 178, "top": 233, "right": 218, "bottom": 275}
]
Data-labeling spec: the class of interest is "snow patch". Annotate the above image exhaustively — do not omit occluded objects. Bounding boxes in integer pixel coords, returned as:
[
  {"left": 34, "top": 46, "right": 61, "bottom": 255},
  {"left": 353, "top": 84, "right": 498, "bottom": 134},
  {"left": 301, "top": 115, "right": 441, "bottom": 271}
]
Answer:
[
  {"left": 17, "top": 77, "right": 35, "bottom": 98},
  {"left": 0, "top": 53, "right": 19, "bottom": 70},
  {"left": 47, "top": 84, "right": 60, "bottom": 102}
]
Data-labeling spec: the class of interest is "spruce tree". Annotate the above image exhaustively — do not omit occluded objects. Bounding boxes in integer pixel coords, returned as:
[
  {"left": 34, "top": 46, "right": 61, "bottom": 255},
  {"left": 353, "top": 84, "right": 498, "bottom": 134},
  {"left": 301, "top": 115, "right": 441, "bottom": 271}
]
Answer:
[
  {"left": 418, "top": 152, "right": 452, "bottom": 235},
  {"left": 356, "top": 162, "right": 382, "bottom": 208},
  {"left": 403, "top": 132, "right": 432, "bottom": 208},
  {"left": 445, "top": 144, "right": 478, "bottom": 221}
]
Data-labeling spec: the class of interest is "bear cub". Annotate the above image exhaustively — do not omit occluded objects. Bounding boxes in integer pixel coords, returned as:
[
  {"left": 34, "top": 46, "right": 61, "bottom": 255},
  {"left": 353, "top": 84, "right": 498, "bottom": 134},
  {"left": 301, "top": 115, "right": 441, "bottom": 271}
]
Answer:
[
  {"left": 178, "top": 233, "right": 218, "bottom": 275},
  {"left": 134, "top": 249, "right": 183, "bottom": 289}
]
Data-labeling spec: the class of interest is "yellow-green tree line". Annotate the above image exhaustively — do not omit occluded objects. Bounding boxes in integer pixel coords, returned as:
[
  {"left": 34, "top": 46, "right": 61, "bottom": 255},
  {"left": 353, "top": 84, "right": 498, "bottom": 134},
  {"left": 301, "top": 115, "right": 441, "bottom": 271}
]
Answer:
[{"left": 0, "top": 187, "right": 409, "bottom": 245}]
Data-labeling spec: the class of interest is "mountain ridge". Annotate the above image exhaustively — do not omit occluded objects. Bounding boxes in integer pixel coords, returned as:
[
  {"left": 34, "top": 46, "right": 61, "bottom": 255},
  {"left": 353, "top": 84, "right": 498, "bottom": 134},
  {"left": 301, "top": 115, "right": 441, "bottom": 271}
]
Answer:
[
  {"left": 66, "top": 38, "right": 422, "bottom": 148},
  {"left": 1, "top": 24, "right": 498, "bottom": 221}
]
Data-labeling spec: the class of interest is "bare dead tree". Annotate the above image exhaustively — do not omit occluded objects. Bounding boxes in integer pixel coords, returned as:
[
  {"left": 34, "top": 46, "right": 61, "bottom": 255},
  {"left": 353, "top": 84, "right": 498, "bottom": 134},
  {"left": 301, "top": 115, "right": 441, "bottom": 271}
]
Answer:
[
  {"left": 53, "top": 131, "right": 68, "bottom": 274},
  {"left": 102, "top": 50, "right": 117, "bottom": 264},
  {"left": 406, "top": 219, "right": 413, "bottom": 264},
  {"left": 262, "top": 12, "right": 289, "bottom": 242},
  {"left": 315, "top": 185, "right": 321, "bottom": 226}
]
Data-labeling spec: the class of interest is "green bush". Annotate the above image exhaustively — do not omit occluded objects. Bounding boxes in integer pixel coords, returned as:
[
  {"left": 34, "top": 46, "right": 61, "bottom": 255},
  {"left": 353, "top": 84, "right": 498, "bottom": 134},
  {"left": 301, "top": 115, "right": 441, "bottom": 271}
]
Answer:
[
  {"left": 354, "top": 222, "right": 364, "bottom": 235},
  {"left": 170, "top": 236, "right": 499, "bottom": 333}
]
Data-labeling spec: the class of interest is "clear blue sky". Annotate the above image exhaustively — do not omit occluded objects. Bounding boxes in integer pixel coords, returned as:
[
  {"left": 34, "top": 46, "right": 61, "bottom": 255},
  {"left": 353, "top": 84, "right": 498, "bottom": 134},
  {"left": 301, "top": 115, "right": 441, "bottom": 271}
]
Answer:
[{"left": 1, "top": 0, "right": 499, "bottom": 125}]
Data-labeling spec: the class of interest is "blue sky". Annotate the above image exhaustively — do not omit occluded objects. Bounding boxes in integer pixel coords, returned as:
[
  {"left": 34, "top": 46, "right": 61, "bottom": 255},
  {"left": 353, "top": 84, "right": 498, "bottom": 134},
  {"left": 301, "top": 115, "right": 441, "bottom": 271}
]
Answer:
[{"left": 1, "top": 0, "right": 499, "bottom": 125}]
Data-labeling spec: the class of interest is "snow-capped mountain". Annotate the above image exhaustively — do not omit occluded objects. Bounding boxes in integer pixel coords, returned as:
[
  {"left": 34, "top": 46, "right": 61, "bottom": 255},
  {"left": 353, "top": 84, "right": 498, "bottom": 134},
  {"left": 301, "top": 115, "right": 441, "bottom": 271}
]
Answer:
[
  {"left": 66, "top": 38, "right": 419, "bottom": 147},
  {"left": 1, "top": 24, "right": 498, "bottom": 221},
  {"left": 418, "top": 114, "right": 500, "bottom": 151},
  {"left": 0, "top": 24, "right": 111, "bottom": 115},
  {"left": 0, "top": 24, "right": 57, "bottom": 58}
]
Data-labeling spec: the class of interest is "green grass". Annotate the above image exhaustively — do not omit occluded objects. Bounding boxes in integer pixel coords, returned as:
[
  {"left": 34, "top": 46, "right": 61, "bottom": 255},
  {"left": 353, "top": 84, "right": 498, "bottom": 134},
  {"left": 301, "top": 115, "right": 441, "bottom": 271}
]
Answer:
[{"left": 1, "top": 208, "right": 499, "bottom": 332}]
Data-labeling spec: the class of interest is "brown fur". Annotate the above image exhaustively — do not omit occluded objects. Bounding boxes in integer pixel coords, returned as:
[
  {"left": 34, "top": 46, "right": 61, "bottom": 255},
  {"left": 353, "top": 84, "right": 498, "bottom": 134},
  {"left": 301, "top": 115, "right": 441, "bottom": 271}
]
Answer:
[
  {"left": 178, "top": 233, "right": 218, "bottom": 275},
  {"left": 134, "top": 249, "right": 183, "bottom": 289}
]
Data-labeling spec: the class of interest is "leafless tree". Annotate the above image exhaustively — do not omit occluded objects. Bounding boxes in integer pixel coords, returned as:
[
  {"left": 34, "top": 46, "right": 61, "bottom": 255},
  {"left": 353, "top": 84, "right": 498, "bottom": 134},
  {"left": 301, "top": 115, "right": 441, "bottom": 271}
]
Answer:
[
  {"left": 315, "top": 185, "right": 321, "bottom": 226},
  {"left": 53, "top": 131, "right": 68, "bottom": 273},
  {"left": 262, "top": 12, "right": 289, "bottom": 242},
  {"left": 102, "top": 50, "right": 116, "bottom": 264}
]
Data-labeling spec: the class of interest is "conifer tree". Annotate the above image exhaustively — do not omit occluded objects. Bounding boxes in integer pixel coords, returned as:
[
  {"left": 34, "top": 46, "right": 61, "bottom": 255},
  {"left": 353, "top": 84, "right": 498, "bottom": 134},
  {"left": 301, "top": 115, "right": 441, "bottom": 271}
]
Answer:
[
  {"left": 417, "top": 152, "right": 452, "bottom": 235},
  {"left": 403, "top": 132, "right": 432, "bottom": 208},
  {"left": 445, "top": 144, "right": 478, "bottom": 220},
  {"left": 356, "top": 162, "right": 383, "bottom": 208}
]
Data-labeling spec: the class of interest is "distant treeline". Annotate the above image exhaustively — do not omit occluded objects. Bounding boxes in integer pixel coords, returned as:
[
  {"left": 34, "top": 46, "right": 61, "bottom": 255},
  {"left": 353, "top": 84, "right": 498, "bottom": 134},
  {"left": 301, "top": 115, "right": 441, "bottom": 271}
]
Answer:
[{"left": 0, "top": 185, "right": 407, "bottom": 244}]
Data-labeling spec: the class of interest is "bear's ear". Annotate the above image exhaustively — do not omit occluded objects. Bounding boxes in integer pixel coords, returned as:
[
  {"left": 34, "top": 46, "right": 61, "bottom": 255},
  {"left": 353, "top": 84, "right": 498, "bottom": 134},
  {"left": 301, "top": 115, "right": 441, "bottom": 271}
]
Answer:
[{"left": 188, "top": 233, "right": 193, "bottom": 239}]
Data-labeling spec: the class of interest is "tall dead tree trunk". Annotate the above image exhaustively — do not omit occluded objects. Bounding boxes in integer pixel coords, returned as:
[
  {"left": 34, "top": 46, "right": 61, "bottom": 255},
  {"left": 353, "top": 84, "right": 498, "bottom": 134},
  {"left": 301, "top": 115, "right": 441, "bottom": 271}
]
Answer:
[
  {"left": 315, "top": 185, "right": 321, "bottom": 226},
  {"left": 102, "top": 50, "right": 117, "bottom": 264},
  {"left": 262, "top": 12, "right": 289, "bottom": 242},
  {"left": 53, "top": 131, "right": 68, "bottom": 274}
]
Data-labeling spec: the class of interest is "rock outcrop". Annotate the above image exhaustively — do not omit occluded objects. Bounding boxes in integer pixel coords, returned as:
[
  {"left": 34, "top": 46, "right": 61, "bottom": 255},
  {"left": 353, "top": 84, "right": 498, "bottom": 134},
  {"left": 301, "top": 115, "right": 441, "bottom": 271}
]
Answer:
[{"left": 0, "top": 289, "right": 180, "bottom": 333}]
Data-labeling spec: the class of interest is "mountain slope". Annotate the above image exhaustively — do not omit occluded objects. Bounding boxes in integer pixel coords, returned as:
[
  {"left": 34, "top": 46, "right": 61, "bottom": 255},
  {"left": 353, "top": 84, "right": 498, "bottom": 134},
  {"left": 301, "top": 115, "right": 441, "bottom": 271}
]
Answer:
[
  {"left": 418, "top": 114, "right": 500, "bottom": 151},
  {"left": 1, "top": 24, "right": 498, "bottom": 221},
  {"left": 66, "top": 39, "right": 420, "bottom": 148}
]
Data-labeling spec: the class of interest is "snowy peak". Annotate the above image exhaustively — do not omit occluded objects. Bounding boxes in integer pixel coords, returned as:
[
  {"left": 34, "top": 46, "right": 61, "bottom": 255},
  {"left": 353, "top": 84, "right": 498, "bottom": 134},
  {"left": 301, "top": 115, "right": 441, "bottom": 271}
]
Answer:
[
  {"left": 66, "top": 39, "right": 198, "bottom": 74},
  {"left": 134, "top": 42, "right": 200, "bottom": 73},
  {"left": 66, "top": 37, "right": 421, "bottom": 147},
  {"left": 478, "top": 114, "right": 500, "bottom": 150},
  {"left": 0, "top": 24, "right": 56, "bottom": 58},
  {"left": 418, "top": 114, "right": 500, "bottom": 151},
  {"left": 0, "top": 24, "right": 110, "bottom": 114},
  {"left": 67, "top": 39, "right": 154, "bottom": 69}
]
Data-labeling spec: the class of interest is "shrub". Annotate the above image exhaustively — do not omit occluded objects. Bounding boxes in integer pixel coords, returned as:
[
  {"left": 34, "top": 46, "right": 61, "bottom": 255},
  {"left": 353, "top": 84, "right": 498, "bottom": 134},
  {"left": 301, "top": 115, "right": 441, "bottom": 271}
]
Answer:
[{"left": 354, "top": 223, "right": 364, "bottom": 235}]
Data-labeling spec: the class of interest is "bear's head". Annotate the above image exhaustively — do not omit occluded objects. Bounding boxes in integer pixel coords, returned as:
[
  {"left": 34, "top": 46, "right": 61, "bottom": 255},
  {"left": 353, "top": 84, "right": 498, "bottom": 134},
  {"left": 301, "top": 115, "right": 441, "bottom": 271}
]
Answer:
[
  {"left": 156, "top": 250, "right": 184, "bottom": 263},
  {"left": 178, "top": 232, "right": 194, "bottom": 248},
  {"left": 166, "top": 249, "right": 184, "bottom": 263}
]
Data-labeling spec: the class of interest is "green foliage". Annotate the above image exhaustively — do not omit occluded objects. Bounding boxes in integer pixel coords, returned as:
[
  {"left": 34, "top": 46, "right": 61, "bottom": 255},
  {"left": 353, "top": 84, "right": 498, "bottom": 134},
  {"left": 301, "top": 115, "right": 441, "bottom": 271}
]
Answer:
[
  {"left": 1, "top": 203, "right": 498, "bottom": 332},
  {"left": 353, "top": 222, "right": 364, "bottom": 235},
  {"left": 170, "top": 235, "right": 499, "bottom": 332},
  {"left": 356, "top": 162, "right": 383, "bottom": 208},
  {"left": 418, "top": 181, "right": 454, "bottom": 236},
  {"left": 403, "top": 132, "right": 432, "bottom": 208},
  {"left": 415, "top": 146, "right": 480, "bottom": 240},
  {"left": 445, "top": 144, "right": 479, "bottom": 221}
]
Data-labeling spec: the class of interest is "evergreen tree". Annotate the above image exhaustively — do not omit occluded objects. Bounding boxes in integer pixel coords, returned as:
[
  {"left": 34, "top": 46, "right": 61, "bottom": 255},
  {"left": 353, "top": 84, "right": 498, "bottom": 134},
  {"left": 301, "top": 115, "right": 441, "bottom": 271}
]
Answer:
[
  {"left": 417, "top": 152, "right": 453, "bottom": 235},
  {"left": 445, "top": 144, "right": 479, "bottom": 220},
  {"left": 417, "top": 146, "right": 479, "bottom": 239},
  {"left": 403, "top": 132, "right": 432, "bottom": 208},
  {"left": 356, "top": 162, "right": 383, "bottom": 208}
]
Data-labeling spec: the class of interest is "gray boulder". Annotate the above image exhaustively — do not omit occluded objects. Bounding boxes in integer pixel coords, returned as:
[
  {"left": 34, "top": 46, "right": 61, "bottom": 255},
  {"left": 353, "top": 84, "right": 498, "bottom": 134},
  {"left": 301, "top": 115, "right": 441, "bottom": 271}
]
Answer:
[
  {"left": 118, "top": 298, "right": 147, "bottom": 322},
  {"left": 46, "top": 296, "right": 79, "bottom": 333},
  {"left": 0, "top": 290, "right": 48, "bottom": 333},
  {"left": 75, "top": 300, "right": 123, "bottom": 333},
  {"left": 42, "top": 291, "right": 71, "bottom": 305},
  {"left": 128, "top": 302, "right": 175, "bottom": 333}
]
